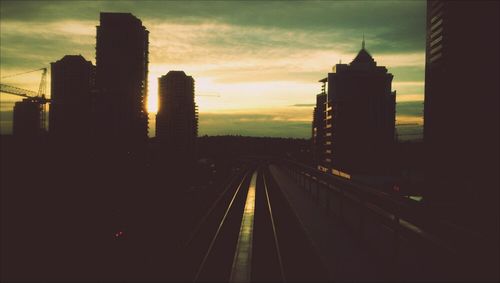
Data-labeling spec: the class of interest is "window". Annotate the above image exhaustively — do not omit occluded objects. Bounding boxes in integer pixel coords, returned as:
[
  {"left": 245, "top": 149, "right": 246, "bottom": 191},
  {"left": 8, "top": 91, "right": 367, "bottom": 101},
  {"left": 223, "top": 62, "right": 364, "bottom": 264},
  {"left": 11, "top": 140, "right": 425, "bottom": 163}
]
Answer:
[
  {"left": 430, "top": 52, "right": 443, "bottom": 63},
  {"left": 430, "top": 44, "right": 443, "bottom": 55},
  {"left": 431, "top": 19, "right": 443, "bottom": 32},
  {"left": 430, "top": 35, "right": 443, "bottom": 47},
  {"left": 430, "top": 27, "right": 443, "bottom": 40}
]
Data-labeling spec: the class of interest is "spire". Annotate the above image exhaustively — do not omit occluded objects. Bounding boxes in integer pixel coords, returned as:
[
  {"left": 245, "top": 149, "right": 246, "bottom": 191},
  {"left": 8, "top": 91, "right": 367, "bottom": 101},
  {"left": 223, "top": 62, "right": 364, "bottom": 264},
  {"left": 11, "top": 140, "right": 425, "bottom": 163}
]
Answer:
[{"left": 351, "top": 33, "right": 376, "bottom": 68}]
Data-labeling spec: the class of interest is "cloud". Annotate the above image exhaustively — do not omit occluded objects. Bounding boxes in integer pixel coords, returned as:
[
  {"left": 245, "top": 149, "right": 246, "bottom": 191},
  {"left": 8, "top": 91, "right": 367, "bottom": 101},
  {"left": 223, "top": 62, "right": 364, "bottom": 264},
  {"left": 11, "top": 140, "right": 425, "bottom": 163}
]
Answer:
[
  {"left": 396, "top": 101, "right": 424, "bottom": 117},
  {"left": 396, "top": 94, "right": 424, "bottom": 102},
  {"left": 1, "top": 1, "right": 425, "bottom": 44},
  {"left": 396, "top": 127, "right": 423, "bottom": 141},
  {"left": 0, "top": 1, "right": 426, "bottom": 138},
  {"left": 199, "top": 112, "right": 311, "bottom": 138},
  {"left": 0, "top": 100, "right": 21, "bottom": 135},
  {"left": 395, "top": 101, "right": 424, "bottom": 141},
  {"left": 1, "top": 0, "right": 425, "bottom": 52},
  {"left": 393, "top": 81, "right": 425, "bottom": 88},
  {"left": 0, "top": 100, "right": 16, "bottom": 111},
  {"left": 201, "top": 106, "right": 312, "bottom": 121},
  {"left": 1, "top": 20, "right": 95, "bottom": 90},
  {"left": 0, "top": 109, "right": 13, "bottom": 134},
  {"left": 393, "top": 81, "right": 425, "bottom": 99}
]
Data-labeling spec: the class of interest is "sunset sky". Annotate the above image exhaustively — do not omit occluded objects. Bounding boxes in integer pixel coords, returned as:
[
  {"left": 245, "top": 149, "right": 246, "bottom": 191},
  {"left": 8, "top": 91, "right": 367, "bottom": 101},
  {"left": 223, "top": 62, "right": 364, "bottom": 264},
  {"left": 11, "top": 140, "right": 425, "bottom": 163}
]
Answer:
[{"left": 0, "top": 0, "right": 425, "bottom": 139}]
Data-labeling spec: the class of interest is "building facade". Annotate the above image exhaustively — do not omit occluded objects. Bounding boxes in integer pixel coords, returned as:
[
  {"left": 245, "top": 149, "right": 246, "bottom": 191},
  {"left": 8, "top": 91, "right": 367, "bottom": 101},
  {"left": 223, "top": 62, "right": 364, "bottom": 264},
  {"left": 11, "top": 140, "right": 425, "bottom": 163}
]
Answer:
[
  {"left": 424, "top": 1, "right": 499, "bottom": 208},
  {"left": 50, "top": 55, "right": 95, "bottom": 139},
  {"left": 312, "top": 80, "right": 327, "bottom": 170},
  {"left": 316, "top": 41, "right": 396, "bottom": 176},
  {"left": 156, "top": 71, "right": 198, "bottom": 157},
  {"left": 95, "top": 12, "right": 149, "bottom": 143},
  {"left": 13, "top": 99, "right": 43, "bottom": 138}
]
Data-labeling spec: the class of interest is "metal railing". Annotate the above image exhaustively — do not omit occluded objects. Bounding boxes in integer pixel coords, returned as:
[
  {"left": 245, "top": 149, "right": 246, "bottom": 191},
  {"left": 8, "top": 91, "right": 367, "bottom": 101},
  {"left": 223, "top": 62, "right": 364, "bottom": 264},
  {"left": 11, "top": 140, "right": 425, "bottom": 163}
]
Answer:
[{"left": 277, "top": 159, "right": 494, "bottom": 280}]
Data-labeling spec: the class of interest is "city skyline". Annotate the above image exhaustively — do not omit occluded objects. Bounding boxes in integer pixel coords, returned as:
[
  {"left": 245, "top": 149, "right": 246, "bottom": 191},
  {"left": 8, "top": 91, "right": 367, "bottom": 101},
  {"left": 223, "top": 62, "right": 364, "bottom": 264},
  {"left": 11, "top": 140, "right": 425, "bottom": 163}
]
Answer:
[
  {"left": 1, "top": 2, "right": 498, "bottom": 281},
  {"left": 0, "top": 1, "right": 425, "bottom": 138}
]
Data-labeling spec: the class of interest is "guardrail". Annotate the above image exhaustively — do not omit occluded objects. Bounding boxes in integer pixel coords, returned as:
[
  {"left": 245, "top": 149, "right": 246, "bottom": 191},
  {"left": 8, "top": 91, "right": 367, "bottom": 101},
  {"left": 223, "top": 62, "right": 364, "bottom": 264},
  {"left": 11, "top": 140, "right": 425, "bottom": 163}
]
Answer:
[{"left": 277, "top": 159, "right": 494, "bottom": 280}]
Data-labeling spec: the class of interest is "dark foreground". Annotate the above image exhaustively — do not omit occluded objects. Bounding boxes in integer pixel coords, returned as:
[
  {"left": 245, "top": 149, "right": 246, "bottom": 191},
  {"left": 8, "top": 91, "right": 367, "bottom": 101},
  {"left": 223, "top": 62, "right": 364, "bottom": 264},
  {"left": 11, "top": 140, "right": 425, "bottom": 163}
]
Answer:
[
  {"left": 1, "top": 135, "right": 498, "bottom": 282},
  {"left": 1, "top": 135, "right": 314, "bottom": 281}
]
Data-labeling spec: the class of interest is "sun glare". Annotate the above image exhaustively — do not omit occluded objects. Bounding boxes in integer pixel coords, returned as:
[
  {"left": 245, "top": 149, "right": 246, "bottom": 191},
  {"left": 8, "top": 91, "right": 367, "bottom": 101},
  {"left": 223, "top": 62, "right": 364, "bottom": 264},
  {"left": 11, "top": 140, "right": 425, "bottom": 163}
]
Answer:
[{"left": 147, "top": 78, "right": 158, "bottom": 114}]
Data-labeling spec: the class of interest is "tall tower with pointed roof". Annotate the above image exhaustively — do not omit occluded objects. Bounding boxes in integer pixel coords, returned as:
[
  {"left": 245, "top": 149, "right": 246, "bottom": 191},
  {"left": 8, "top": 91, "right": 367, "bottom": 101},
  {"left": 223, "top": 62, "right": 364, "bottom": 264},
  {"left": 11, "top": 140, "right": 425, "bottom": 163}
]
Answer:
[{"left": 316, "top": 41, "right": 396, "bottom": 176}]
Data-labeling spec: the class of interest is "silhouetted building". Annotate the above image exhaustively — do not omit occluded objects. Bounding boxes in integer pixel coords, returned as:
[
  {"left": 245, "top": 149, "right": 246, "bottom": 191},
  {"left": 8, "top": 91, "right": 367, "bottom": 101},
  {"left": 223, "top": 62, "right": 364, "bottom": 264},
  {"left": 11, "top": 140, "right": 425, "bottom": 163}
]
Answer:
[
  {"left": 423, "top": 1, "right": 499, "bottom": 222},
  {"left": 13, "top": 98, "right": 43, "bottom": 137},
  {"left": 156, "top": 71, "right": 198, "bottom": 157},
  {"left": 94, "top": 12, "right": 149, "bottom": 143},
  {"left": 317, "top": 40, "right": 396, "bottom": 175},
  {"left": 50, "top": 55, "right": 95, "bottom": 139},
  {"left": 312, "top": 79, "right": 327, "bottom": 169}
]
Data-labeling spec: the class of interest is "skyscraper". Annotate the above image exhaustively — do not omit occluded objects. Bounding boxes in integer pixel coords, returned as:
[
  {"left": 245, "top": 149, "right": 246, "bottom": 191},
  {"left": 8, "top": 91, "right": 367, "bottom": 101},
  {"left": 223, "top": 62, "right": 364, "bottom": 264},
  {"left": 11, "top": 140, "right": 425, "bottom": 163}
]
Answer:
[
  {"left": 312, "top": 80, "right": 327, "bottom": 170},
  {"left": 423, "top": 0, "right": 499, "bottom": 223},
  {"left": 50, "top": 55, "right": 95, "bottom": 139},
  {"left": 13, "top": 99, "right": 43, "bottom": 138},
  {"left": 317, "top": 41, "right": 396, "bottom": 176},
  {"left": 156, "top": 71, "right": 198, "bottom": 157},
  {"left": 95, "top": 12, "right": 149, "bottom": 143}
]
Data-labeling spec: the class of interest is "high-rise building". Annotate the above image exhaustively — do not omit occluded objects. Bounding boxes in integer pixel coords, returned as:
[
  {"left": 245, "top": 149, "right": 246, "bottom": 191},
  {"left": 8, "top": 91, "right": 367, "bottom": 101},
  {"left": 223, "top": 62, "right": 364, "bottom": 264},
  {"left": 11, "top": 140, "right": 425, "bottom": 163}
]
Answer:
[
  {"left": 95, "top": 12, "right": 149, "bottom": 143},
  {"left": 316, "top": 41, "right": 396, "bottom": 176},
  {"left": 156, "top": 71, "right": 198, "bottom": 157},
  {"left": 424, "top": 0, "right": 499, "bottom": 221},
  {"left": 13, "top": 98, "right": 43, "bottom": 138},
  {"left": 312, "top": 80, "right": 327, "bottom": 170},
  {"left": 50, "top": 55, "right": 95, "bottom": 139}
]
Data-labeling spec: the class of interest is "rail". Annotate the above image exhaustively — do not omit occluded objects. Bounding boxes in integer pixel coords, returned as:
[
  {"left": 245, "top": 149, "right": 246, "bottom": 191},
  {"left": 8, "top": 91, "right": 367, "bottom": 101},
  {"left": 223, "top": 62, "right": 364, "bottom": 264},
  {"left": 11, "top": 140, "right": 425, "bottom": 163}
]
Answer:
[
  {"left": 277, "top": 159, "right": 493, "bottom": 279},
  {"left": 262, "top": 171, "right": 285, "bottom": 282},
  {"left": 229, "top": 171, "right": 257, "bottom": 282},
  {"left": 192, "top": 168, "right": 288, "bottom": 282},
  {"left": 194, "top": 171, "right": 250, "bottom": 281}
]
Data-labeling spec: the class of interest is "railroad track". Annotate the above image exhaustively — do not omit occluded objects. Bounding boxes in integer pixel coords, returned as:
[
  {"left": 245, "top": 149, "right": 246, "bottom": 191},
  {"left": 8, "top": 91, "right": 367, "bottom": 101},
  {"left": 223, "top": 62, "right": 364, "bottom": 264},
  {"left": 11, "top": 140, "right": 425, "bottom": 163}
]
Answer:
[{"left": 182, "top": 164, "right": 328, "bottom": 282}]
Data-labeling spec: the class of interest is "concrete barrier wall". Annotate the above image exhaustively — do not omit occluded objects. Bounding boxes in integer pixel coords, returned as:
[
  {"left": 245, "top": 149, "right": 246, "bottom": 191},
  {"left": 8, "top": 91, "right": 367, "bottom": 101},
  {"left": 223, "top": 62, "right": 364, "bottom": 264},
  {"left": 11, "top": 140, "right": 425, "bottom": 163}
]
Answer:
[{"left": 283, "top": 165, "right": 468, "bottom": 280}]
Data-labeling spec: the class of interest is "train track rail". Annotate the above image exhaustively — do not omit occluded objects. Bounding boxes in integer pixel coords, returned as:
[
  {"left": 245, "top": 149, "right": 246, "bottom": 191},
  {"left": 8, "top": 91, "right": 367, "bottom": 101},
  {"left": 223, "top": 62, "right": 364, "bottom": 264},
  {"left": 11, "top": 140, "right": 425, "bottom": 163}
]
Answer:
[{"left": 183, "top": 164, "right": 327, "bottom": 282}]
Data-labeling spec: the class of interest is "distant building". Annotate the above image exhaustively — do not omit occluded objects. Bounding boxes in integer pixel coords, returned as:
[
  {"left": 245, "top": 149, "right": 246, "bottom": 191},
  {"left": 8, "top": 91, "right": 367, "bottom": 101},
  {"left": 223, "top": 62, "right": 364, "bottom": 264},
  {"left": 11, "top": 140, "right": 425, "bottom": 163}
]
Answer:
[
  {"left": 312, "top": 79, "right": 327, "bottom": 169},
  {"left": 156, "top": 71, "right": 198, "bottom": 157},
  {"left": 50, "top": 55, "right": 95, "bottom": 139},
  {"left": 424, "top": 1, "right": 499, "bottom": 204},
  {"left": 13, "top": 98, "right": 43, "bottom": 138},
  {"left": 94, "top": 12, "right": 149, "bottom": 143},
  {"left": 316, "top": 40, "right": 396, "bottom": 176}
]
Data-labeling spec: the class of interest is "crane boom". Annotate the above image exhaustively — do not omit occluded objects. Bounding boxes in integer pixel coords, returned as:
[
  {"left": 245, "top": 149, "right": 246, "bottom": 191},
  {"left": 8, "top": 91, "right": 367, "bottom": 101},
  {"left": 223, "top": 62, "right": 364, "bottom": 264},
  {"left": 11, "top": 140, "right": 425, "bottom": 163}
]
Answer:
[
  {"left": 0, "top": 83, "right": 39, "bottom": 98},
  {"left": 0, "top": 84, "right": 50, "bottom": 102},
  {"left": 0, "top": 67, "right": 46, "bottom": 79},
  {"left": 0, "top": 67, "right": 50, "bottom": 134},
  {"left": 0, "top": 67, "right": 49, "bottom": 102}
]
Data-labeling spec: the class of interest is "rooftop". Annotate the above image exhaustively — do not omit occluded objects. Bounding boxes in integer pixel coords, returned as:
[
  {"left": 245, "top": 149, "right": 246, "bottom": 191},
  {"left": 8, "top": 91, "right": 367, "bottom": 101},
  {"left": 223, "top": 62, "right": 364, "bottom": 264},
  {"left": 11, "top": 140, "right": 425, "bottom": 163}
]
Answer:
[{"left": 350, "top": 38, "right": 376, "bottom": 68}]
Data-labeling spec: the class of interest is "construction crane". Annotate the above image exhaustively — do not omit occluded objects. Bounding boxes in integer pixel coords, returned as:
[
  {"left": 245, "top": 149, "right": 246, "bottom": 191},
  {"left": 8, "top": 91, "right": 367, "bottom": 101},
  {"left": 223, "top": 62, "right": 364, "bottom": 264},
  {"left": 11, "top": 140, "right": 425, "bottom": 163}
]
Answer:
[{"left": 0, "top": 68, "right": 50, "bottom": 132}]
